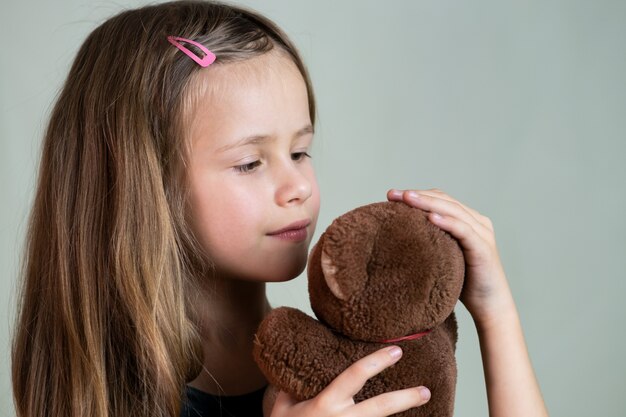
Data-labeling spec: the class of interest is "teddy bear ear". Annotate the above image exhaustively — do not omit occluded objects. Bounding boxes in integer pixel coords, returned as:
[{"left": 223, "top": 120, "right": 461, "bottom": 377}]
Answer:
[{"left": 320, "top": 247, "right": 347, "bottom": 300}]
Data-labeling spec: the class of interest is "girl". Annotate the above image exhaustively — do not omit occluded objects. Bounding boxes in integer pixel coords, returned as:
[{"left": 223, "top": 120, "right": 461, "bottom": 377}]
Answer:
[{"left": 11, "top": 1, "right": 549, "bottom": 416}]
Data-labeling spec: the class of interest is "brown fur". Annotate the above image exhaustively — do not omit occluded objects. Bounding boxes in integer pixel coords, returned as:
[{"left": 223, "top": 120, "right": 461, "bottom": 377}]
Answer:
[{"left": 253, "top": 201, "right": 465, "bottom": 416}]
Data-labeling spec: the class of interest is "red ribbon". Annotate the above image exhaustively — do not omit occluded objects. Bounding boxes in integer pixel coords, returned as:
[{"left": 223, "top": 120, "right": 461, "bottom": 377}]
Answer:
[{"left": 380, "top": 329, "right": 432, "bottom": 343}]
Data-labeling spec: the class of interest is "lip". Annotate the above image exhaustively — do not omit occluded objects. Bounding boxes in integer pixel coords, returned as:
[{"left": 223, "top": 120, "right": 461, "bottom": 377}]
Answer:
[{"left": 268, "top": 219, "right": 311, "bottom": 235}]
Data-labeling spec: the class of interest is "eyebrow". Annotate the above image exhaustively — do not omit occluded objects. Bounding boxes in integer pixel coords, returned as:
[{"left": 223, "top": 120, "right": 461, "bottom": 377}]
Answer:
[{"left": 216, "top": 124, "right": 314, "bottom": 153}]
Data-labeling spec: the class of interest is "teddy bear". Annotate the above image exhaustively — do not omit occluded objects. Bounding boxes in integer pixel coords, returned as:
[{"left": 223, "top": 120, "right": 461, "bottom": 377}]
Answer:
[{"left": 253, "top": 201, "right": 465, "bottom": 417}]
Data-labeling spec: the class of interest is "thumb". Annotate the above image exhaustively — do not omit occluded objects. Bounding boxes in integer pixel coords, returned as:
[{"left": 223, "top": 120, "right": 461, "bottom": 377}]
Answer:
[{"left": 269, "top": 390, "right": 297, "bottom": 416}]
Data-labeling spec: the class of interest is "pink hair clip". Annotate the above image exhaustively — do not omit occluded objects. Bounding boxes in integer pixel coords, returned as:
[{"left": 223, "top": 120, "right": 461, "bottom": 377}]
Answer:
[{"left": 167, "top": 36, "right": 216, "bottom": 67}]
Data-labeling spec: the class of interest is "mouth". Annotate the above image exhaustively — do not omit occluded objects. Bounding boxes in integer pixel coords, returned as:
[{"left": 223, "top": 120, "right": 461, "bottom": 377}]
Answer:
[
  {"left": 268, "top": 219, "right": 311, "bottom": 242},
  {"left": 268, "top": 219, "right": 311, "bottom": 236}
]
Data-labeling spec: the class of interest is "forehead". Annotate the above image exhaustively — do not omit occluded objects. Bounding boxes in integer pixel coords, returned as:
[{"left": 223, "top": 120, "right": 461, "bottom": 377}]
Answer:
[
  {"left": 185, "top": 50, "right": 310, "bottom": 151},
  {"left": 196, "top": 49, "right": 300, "bottom": 97}
]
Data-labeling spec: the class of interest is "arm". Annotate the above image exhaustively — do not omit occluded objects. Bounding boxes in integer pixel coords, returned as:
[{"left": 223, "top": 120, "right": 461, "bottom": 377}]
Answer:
[
  {"left": 473, "top": 280, "right": 548, "bottom": 417},
  {"left": 387, "top": 188, "right": 549, "bottom": 417}
]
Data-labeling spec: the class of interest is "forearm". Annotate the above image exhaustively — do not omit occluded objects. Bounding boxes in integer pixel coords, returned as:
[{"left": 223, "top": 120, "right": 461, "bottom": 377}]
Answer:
[{"left": 473, "top": 289, "right": 549, "bottom": 417}]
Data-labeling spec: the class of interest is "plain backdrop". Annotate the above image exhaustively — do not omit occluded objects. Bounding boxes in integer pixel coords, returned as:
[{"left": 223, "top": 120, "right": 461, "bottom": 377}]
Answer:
[{"left": 2, "top": 1, "right": 625, "bottom": 416}]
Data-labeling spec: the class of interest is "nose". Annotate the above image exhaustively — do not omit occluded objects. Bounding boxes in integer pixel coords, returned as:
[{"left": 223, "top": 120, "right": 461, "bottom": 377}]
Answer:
[{"left": 274, "top": 158, "right": 313, "bottom": 206}]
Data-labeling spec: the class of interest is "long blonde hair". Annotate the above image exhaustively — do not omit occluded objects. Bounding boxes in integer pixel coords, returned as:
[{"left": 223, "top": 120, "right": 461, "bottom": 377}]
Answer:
[{"left": 11, "top": 1, "right": 316, "bottom": 416}]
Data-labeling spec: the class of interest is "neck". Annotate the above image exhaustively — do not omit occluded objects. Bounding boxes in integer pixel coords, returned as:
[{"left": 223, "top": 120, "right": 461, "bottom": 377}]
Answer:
[{"left": 189, "top": 275, "right": 272, "bottom": 396}]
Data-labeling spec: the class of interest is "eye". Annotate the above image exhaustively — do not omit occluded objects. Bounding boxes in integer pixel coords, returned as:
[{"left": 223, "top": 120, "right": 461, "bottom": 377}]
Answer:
[
  {"left": 234, "top": 160, "right": 261, "bottom": 174},
  {"left": 292, "top": 151, "right": 312, "bottom": 161}
]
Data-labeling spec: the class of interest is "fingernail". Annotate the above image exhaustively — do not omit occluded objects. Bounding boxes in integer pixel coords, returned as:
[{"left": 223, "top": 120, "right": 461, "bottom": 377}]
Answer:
[
  {"left": 387, "top": 346, "right": 402, "bottom": 359},
  {"left": 431, "top": 213, "right": 442, "bottom": 221},
  {"left": 389, "top": 189, "right": 402, "bottom": 197},
  {"left": 419, "top": 387, "right": 431, "bottom": 401},
  {"left": 407, "top": 191, "right": 420, "bottom": 200}
]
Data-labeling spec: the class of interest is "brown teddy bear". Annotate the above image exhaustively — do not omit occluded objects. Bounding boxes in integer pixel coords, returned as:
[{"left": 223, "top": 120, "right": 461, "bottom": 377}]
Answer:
[{"left": 253, "top": 201, "right": 465, "bottom": 416}]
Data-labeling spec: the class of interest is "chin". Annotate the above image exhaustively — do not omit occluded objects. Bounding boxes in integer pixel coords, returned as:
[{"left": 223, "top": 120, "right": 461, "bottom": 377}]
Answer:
[
  {"left": 264, "top": 260, "right": 308, "bottom": 283},
  {"left": 224, "top": 260, "right": 307, "bottom": 282}
]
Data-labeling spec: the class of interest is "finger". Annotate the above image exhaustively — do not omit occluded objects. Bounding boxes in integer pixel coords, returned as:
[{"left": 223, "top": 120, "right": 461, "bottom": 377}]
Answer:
[
  {"left": 399, "top": 190, "right": 478, "bottom": 226},
  {"left": 387, "top": 189, "right": 472, "bottom": 221},
  {"left": 427, "top": 211, "right": 489, "bottom": 254},
  {"left": 320, "top": 346, "right": 403, "bottom": 404},
  {"left": 408, "top": 189, "right": 493, "bottom": 231},
  {"left": 388, "top": 188, "right": 492, "bottom": 232},
  {"left": 387, "top": 188, "right": 403, "bottom": 199},
  {"left": 388, "top": 188, "right": 447, "bottom": 200},
  {"left": 408, "top": 189, "right": 482, "bottom": 221},
  {"left": 348, "top": 386, "right": 431, "bottom": 417},
  {"left": 402, "top": 191, "right": 493, "bottom": 239}
]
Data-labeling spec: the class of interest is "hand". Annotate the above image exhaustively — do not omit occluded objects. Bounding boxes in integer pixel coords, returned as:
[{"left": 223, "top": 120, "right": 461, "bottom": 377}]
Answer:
[
  {"left": 270, "top": 346, "right": 430, "bottom": 417},
  {"left": 387, "top": 188, "right": 515, "bottom": 326},
  {"left": 387, "top": 189, "right": 549, "bottom": 417}
]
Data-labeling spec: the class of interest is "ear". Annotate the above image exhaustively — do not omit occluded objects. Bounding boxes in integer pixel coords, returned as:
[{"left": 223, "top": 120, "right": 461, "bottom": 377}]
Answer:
[{"left": 320, "top": 246, "right": 346, "bottom": 300}]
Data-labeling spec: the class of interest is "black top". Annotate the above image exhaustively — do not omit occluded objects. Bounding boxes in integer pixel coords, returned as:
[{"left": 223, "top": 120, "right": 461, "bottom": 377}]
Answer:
[{"left": 181, "top": 385, "right": 267, "bottom": 417}]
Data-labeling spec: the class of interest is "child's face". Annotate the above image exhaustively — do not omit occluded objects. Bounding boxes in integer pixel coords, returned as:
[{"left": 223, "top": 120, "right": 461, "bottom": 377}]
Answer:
[{"left": 187, "top": 51, "right": 320, "bottom": 283}]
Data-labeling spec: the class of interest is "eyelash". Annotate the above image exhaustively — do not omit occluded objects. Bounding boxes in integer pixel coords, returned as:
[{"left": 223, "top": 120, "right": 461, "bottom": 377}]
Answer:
[{"left": 234, "top": 152, "right": 312, "bottom": 174}]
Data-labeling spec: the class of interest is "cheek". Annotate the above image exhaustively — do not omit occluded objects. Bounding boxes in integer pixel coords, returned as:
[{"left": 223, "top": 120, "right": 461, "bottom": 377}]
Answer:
[
  {"left": 309, "top": 169, "right": 321, "bottom": 215},
  {"left": 189, "top": 192, "right": 217, "bottom": 250},
  {"left": 193, "top": 178, "right": 269, "bottom": 245},
  {"left": 195, "top": 188, "right": 248, "bottom": 232},
  {"left": 312, "top": 183, "right": 321, "bottom": 217},
  {"left": 189, "top": 179, "right": 232, "bottom": 241},
  {"left": 191, "top": 195, "right": 248, "bottom": 261}
]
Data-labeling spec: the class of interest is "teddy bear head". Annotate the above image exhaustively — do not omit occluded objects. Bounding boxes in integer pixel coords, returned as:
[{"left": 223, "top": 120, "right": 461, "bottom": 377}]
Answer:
[{"left": 307, "top": 201, "right": 465, "bottom": 342}]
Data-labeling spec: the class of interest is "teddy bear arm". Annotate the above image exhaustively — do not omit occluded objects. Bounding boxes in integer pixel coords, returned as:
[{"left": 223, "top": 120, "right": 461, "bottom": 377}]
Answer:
[{"left": 253, "top": 306, "right": 359, "bottom": 402}]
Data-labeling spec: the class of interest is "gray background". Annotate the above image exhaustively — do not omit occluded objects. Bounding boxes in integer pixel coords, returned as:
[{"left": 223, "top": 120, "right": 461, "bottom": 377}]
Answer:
[{"left": 2, "top": 0, "right": 625, "bottom": 416}]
